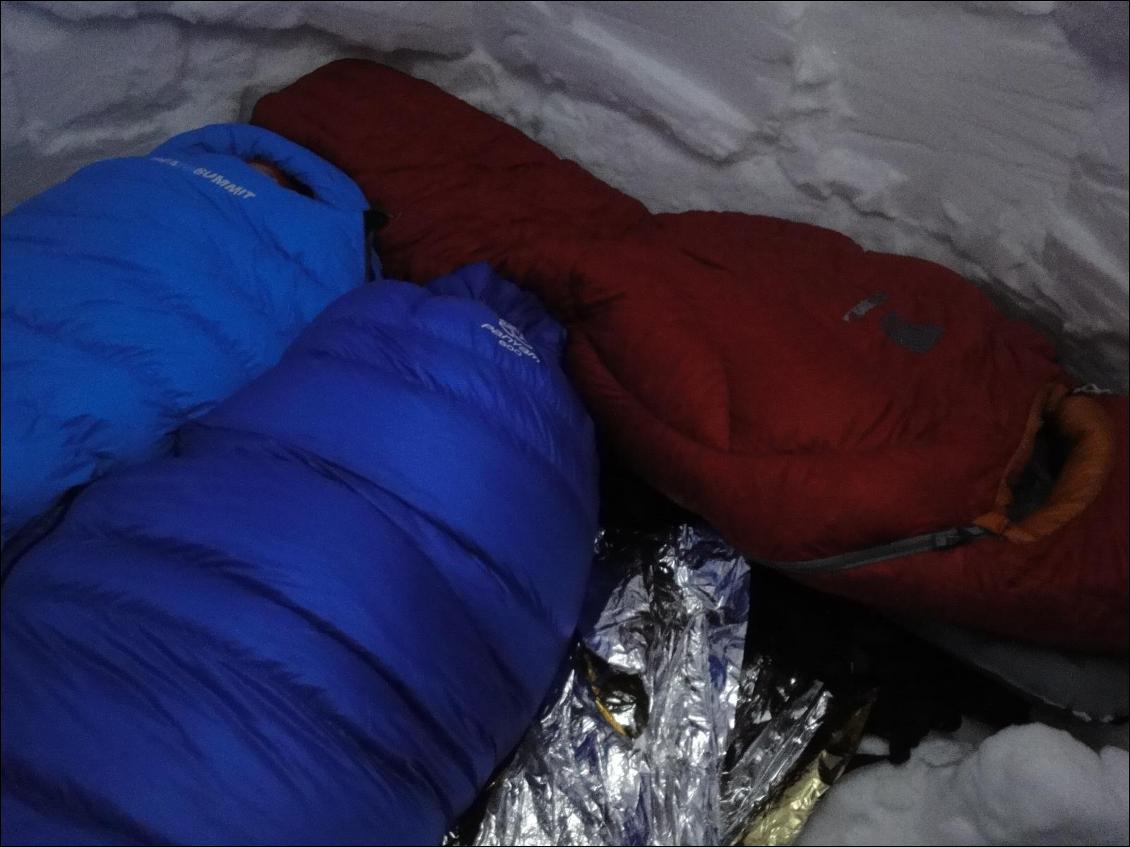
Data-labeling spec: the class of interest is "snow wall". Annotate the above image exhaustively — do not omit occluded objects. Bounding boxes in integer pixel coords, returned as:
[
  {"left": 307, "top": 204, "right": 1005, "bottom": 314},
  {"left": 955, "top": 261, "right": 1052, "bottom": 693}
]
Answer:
[{"left": 1, "top": 0, "right": 1128, "bottom": 387}]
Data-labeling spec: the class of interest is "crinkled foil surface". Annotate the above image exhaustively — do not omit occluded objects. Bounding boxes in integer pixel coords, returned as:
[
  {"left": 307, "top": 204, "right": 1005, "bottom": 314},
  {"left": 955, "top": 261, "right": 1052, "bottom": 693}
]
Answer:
[{"left": 457, "top": 523, "right": 863, "bottom": 846}]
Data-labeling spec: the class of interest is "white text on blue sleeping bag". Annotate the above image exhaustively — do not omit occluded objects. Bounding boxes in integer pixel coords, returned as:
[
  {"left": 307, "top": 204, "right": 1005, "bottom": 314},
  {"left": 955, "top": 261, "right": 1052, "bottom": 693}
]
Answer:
[
  {"left": 150, "top": 157, "right": 256, "bottom": 199},
  {"left": 482, "top": 318, "right": 540, "bottom": 363}
]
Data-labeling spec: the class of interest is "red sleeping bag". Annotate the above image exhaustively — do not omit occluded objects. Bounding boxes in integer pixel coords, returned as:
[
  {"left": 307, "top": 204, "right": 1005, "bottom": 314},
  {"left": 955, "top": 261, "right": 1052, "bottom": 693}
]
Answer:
[{"left": 253, "top": 60, "right": 1128, "bottom": 652}]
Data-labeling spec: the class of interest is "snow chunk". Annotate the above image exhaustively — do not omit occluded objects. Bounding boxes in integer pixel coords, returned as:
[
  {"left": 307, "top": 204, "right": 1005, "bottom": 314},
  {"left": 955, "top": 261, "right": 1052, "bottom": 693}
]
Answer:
[
  {"left": 798, "top": 723, "right": 1130, "bottom": 846},
  {"left": 476, "top": 2, "right": 759, "bottom": 161},
  {"left": 21, "top": 0, "right": 472, "bottom": 53}
]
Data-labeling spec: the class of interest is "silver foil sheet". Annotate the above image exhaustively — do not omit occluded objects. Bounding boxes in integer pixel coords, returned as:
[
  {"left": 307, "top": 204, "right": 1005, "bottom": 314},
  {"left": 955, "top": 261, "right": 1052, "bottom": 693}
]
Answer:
[
  {"left": 450, "top": 522, "right": 862, "bottom": 846},
  {"left": 471, "top": 523, "right": 748, "bottom": 845}
]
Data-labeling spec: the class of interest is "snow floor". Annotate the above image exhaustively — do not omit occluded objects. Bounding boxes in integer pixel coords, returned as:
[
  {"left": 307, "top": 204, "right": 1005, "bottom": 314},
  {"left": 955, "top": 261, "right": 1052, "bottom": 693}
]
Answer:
[{"left": 798, "top": 721, "right": 1129, "bottom": 846}]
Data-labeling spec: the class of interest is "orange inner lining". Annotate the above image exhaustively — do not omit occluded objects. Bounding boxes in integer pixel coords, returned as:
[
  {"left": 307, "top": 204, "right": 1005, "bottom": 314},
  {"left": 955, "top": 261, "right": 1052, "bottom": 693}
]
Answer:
[
  {"left": 247, "top": 159, "right": 315, "bottom": 197},
  {"left": 975, "top": 386, "right": 1116, "bottom": 543}
]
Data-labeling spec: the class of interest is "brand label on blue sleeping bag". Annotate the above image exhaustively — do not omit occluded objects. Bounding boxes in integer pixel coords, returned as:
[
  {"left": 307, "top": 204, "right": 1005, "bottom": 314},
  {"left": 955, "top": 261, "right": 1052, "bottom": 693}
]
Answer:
[
  {"left": 482, "top": 318, "right": 541, "bottom": 362},
  {"left": 151, "top": 156, "right": 257, "bottom": 199}
]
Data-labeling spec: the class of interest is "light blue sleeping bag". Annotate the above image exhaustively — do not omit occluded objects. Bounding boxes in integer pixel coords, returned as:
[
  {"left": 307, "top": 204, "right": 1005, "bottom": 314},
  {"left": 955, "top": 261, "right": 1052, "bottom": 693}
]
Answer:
[{"left": 1, "top": 124, "right": 368, "bottom": 541}]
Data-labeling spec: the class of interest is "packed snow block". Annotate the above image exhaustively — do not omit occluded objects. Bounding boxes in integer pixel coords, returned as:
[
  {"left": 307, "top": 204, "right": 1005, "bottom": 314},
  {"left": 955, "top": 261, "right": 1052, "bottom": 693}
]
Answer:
[
  {"left": 0, "top": 123, "right": 368, "bottom": 543},
  {"left": 254, "top": 60, "right": 1128, "bottom": 652},
  {"left": 0, "top": 263, "right": 599, "bottom": 844},
  {"left": 797, "top": 723, "right": 1129, "bottom": 846}
]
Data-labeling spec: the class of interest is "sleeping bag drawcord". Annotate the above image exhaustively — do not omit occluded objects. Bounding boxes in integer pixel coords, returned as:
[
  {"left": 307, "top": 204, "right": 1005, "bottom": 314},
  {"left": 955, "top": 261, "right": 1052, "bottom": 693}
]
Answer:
[{"left": 754, "top": 526, "right": 989, "bottom": 574}]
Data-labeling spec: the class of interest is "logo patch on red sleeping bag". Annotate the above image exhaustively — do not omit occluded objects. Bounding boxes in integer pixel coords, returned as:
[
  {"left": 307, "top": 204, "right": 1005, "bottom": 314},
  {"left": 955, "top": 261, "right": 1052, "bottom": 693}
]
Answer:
[
  {"left": 880, "top": 312, "right": 943, "bottom": 353},
  {"left": 843, "top": 291, "right": 889, "bottom": 321},
  {"left": 845, "top": 293, "right": 943, "bottom": 353}
]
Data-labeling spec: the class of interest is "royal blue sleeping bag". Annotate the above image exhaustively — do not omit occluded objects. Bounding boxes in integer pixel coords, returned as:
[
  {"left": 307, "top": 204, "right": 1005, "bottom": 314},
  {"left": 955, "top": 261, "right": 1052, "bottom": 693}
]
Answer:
[
  {"left": 1, "top": 123, "right": 368, "bottom": 543},
  {"left": 1, "top": 263, "right": 599, "bottom": 844}
]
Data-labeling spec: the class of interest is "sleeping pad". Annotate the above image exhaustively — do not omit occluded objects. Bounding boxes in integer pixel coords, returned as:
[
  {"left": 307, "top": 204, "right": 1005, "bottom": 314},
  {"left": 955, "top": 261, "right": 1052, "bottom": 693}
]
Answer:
[
  {"left": 0, "top": 263, "right": 599, "bottom": 844},
  {"left": 252, "top": 59, "right": 1128, "bottom": 652},
  {"left": 1, "top": 123, "right": 368, "bottom": 544}
]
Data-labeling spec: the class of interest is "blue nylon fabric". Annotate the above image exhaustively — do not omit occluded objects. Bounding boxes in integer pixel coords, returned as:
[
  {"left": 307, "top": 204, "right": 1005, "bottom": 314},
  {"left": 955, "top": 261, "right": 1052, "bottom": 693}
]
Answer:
[
  {"left": 0, "top": 123, "right": 368, "bottom": 542},
  {"left": 1, "top": 264, "right": 599, "bottom": 845}
]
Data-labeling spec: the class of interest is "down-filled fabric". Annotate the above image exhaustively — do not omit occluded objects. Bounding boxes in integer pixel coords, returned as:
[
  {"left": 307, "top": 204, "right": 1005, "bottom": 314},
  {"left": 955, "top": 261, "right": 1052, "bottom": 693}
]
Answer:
[
  {"left": 252, "top": 60, "right": 1127, "bottom": 651},
  {"left": 1, "top": 123, "right": 368, "bottom": 543},
  {"left": 0, "top": 263, "right": 599, "bottom": 844}
]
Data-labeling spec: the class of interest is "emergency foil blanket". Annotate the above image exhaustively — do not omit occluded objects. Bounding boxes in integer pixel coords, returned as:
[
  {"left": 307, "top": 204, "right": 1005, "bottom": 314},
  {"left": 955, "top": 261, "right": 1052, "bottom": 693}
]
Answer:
[{"left": 453, "top": 523, "right": 868, "bottom": 846}]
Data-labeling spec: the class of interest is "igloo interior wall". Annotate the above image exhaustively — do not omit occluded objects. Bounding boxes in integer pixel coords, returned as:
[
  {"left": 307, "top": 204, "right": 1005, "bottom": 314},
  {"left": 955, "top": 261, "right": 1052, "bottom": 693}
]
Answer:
[{"left": 1, "top": 0, "right": 1128, "bottom": 389}]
